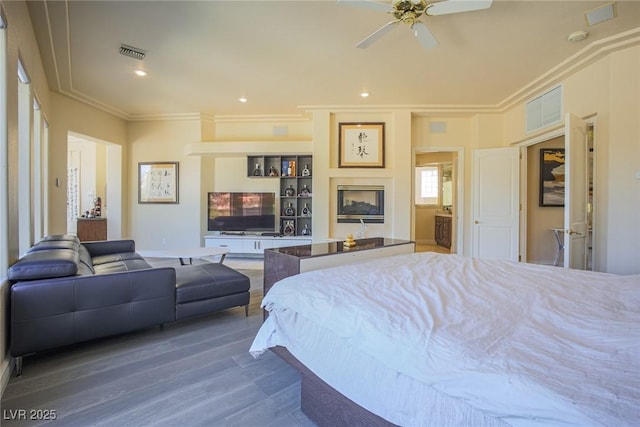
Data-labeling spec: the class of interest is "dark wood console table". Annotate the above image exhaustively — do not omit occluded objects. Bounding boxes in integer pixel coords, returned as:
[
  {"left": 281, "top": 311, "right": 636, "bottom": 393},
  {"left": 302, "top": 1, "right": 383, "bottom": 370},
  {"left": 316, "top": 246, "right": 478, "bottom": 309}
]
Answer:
[
  {"left": 263, "top": 237, "right": 415, "bottom": 296},
  {"left": 76, "top": 218, "right": 107, "bottom": 242}
]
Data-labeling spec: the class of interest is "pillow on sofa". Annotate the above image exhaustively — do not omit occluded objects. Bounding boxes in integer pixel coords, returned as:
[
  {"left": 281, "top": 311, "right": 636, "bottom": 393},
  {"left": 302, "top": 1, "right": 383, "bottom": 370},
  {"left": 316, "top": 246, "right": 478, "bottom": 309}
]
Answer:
[{"left": 8, "top": 249, "right": 79, "bottom": 281}]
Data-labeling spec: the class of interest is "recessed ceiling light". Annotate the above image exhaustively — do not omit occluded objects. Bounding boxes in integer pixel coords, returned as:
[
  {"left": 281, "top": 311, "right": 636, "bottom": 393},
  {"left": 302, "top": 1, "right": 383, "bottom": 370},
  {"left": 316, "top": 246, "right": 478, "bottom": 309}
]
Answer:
[
  {"left": 584, "top": 1, "right": 617, "bottom": 27},
  {"left": 360, "top": 92, "right": 370, "bottom": 98},
  {"left": 134, "top": 69, "right": 147, "bottom": 77},
  {"left": 239, "top": 97, "right": 248, "bottom": 103}
]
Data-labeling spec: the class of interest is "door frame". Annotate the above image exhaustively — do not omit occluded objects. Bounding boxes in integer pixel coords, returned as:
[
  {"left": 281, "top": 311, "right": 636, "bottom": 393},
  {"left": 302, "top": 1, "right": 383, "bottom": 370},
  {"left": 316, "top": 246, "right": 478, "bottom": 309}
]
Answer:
[
  {"left": 516, "top": 126, "right": 565, "bottom": 263},
  {"left": 515, "top": 114, "right": 596, "bottom": 268},
  {"left": 412, "top": 147, "right": 464, "bottom": 254},
  {"left": 67, "top": 132, "right": 123, "bottom": 240}
]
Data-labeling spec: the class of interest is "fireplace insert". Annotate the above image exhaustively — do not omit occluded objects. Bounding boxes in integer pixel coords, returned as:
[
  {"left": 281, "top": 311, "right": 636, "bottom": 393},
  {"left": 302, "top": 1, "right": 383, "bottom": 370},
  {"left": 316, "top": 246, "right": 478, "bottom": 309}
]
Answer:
[{"left": 337, "top": 185, "right": 384, "bottom": 223}]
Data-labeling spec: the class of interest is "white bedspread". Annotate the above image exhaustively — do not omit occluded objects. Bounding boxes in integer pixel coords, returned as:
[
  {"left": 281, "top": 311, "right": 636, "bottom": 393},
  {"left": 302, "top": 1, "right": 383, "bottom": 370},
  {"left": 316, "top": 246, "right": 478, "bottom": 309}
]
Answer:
[{"left": 250, "top": 252, "right": 640, "bottom": 426}]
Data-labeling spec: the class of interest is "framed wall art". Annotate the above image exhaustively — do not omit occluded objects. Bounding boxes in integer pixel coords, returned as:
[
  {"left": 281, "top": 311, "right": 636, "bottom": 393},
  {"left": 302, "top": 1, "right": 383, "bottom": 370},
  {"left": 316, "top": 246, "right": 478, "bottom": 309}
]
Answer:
[
  {"left": 539, "top": 148, "right": 564, "bottom": 207},
  {"left": 138, "top": 161, "right": 179, "bottom": 204},
  {"left": 339, "top": 122, "right": 385, "bottom": 168}
]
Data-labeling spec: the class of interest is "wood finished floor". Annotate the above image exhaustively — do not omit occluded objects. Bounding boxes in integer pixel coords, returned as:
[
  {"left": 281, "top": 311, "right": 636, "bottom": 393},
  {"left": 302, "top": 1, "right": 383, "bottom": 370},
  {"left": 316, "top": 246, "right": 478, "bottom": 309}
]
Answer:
[{"left": 1, "top": 263, "right": 316, "bottom": 427}]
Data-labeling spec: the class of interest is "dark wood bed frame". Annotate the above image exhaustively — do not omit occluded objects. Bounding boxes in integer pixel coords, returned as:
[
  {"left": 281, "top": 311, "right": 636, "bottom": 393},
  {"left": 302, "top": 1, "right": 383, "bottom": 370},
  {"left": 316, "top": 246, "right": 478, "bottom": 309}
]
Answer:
[{"left": 272, "top": 346, "right": 397, "bottom": 427}]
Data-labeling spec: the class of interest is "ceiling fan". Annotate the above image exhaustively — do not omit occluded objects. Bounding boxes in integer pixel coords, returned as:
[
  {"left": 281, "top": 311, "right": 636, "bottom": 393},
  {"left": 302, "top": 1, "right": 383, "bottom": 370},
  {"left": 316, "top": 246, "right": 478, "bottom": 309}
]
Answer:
[{"left": 342, "top": 0, "right": 493, "bottom": 50}]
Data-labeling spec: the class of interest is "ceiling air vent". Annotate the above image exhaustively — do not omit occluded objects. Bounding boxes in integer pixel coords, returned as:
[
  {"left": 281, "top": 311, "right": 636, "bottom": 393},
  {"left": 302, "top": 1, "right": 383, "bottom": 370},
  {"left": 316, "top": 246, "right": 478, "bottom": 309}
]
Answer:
[
  {"left": 526, "top": 85, "right": 562, "bottom": 134},
  {"left": 119, "top": 44, "right": 146, "bottom": 60}
]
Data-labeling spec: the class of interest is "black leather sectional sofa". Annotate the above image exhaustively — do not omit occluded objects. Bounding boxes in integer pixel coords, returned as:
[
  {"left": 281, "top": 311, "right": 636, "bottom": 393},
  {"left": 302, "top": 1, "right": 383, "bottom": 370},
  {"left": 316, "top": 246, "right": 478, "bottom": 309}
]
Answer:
[{"left": 8, "top": 235, "right": 250, "bottom": 375}]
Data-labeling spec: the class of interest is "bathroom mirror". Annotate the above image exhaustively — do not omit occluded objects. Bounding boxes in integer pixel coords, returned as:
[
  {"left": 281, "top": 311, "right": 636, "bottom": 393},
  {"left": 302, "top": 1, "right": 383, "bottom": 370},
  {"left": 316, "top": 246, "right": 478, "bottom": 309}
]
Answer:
[{"left": 442, "top": 163, "right": 453, "bottom": 209}]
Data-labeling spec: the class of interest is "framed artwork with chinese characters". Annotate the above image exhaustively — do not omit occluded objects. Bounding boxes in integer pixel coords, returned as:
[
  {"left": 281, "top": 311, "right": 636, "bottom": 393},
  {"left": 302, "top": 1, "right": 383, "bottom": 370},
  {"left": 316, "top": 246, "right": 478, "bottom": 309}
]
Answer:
[
  {"left": 338, "top": 122, "right": 385, "bottom": 168},
  {"left": 138, "top": 161, "right": 179, "bottom": 204}
]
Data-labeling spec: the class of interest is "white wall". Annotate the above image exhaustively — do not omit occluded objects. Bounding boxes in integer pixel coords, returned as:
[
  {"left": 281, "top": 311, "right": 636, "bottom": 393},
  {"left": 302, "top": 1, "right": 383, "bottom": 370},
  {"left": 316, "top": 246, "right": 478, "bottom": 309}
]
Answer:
[
  {"left": 129, "top": 119, "right": 205, "bottom": 250},
  {"left": 503, "top": 45, "right": 640, "bottom": 274}
]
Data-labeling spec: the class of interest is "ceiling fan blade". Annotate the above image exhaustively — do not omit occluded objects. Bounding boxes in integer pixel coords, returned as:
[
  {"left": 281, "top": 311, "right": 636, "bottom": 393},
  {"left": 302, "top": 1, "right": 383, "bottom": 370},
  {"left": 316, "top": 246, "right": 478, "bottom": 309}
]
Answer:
[
  {"left": 427, "top": 0, "right": 492, "bottom": 16},
  {"left": 412, "top": 21, "right": 438, "bottom": 50},
  {"left": 356, "top": 21, "right": 399, "bottom": 49},
  {"left": 337, "top": 0, "right": 393, "bottom": 13}
]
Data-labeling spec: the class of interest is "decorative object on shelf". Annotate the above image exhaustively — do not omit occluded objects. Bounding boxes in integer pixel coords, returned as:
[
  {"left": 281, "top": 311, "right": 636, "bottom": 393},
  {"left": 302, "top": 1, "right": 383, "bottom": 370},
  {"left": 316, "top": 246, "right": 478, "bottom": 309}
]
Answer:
[
  {"left": 284, "top": 202, "right": 296, "bottom": 217},
  {"left": 288, "top": 160, "right": 296, "bottom": 176},
  {"left": 268, "top": 166, "right": 279, "bottom": 176},
  {"left": 93, "top": 197, "right": 102, "bottom": 217},
  {"left": 354, "top": 218, "right": 367, "bottom": 239},
  {"left": 302, "top": 164, "right": 311, "bottom": 177},
  {"left": 282, "top": 220, "right": 295, "bottom": 236},
  {"left": 253, "top": 163, "right": 263, "bottom": 176},
  {"left": 138, "top": 161, "right": 179, "bottom": 204},
  {"left": 339, "top": 122, "right": 385, "bottom": 168},
  {"left": 301, "top": 202, "right": 311, "bottom": 217},
  {"left": 284, "top": 185, "right": 296, "bottom": 197},
  {"left": 282, "top": 160, "right": 290, "bottom": 176},
  {"left": 299, "top": 184, "right": 311, "bottom": 197},
  {"left": 539, "top": 148, "right": 565, "bottom": 207},
  {"left": 301, "top": 223, "right": 311, "bottom": 236},
  {"left": 343, "top": 233, "right": 357, "bottom": 248}
]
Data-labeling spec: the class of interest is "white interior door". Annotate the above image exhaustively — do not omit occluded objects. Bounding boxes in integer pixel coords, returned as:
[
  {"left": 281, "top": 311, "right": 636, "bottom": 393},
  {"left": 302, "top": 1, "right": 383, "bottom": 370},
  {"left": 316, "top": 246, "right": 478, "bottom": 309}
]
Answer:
[
  {"left": 563, "top": 113, "right": 588, "bottom": 269},
  {"left": 472, "top": 147, "right": 520, "bottom": 261}
]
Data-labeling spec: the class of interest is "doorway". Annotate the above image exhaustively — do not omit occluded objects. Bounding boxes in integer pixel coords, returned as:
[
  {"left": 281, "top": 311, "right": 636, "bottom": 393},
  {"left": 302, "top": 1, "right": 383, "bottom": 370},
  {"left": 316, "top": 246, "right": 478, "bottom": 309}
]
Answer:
[
  {"left": 521, "top": 121, "right": 595, "bottom": 270},
  {"left": 413, "top": 148, "right": 464, "bottom": 254},
  {"left": 66, "top": 132, "right": 123, "bottom": 239}
]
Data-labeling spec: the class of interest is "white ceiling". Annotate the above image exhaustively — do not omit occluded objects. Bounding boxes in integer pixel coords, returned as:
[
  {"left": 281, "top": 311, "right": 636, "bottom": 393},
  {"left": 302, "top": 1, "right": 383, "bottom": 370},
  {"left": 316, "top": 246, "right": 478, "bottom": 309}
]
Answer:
[{"left": 26, "top": 0, "right": 640, "bottom": 120}]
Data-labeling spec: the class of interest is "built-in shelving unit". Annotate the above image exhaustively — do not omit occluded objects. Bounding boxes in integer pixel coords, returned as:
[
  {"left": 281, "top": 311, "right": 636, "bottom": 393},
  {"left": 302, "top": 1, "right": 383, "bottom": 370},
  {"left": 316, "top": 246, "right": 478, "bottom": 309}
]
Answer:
[{"left": 247, "top": 154, "right": 313, "bottom": 237}]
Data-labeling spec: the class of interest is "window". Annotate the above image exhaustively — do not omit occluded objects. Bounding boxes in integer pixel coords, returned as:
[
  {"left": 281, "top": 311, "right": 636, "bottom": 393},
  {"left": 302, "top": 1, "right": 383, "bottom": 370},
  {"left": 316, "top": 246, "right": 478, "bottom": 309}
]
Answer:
[
  {"left": 415, "top": 166, "right": 439, "bottom": 205},
  {"left": 17, "top": 57, "right": 32, "bottom": 255},
  {"left": 1, "top": 14, "right": 7, "bottom": 273},
  {"left": 33, "top": 97, "right": 43, "bottom": 241}
]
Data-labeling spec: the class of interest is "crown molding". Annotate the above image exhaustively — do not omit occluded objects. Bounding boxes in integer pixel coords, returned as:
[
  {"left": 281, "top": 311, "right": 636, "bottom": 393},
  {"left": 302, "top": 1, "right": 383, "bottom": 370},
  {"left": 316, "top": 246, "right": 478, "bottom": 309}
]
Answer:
[{"left": 498, "top": 27, "right": 640, "bottom": 112}]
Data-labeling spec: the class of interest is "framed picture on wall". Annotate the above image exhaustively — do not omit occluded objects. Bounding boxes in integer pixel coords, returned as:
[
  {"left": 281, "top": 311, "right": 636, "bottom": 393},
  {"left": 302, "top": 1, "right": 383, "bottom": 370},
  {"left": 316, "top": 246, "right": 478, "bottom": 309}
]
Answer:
[
  {"left": 339, "top": 122, "right": 385, "bottom": 168},
  {"left": 539, "top": 148, "right": 564, "bottom": 207},
  {"left": 138, "top": 161, "right": 179, "bottom": 204}
]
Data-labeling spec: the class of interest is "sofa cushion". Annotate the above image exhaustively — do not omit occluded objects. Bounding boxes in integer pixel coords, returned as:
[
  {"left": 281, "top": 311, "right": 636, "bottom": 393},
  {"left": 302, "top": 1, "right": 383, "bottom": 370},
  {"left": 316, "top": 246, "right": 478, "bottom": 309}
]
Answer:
[
  {"left": 40, "top": 234, "right": 80, "bottom": 243},
  {"left": 93, "top": 259, "right": 152, "bottom": 274},
  {"left": 78, "top": 245, "right": 95, "bottom": 274},
  {"left": 92, "top": 252, "right": 152, "bottom": 274},
  {"left": 91, "top": 252, "right": 144, "bottom": 266},
  {"left": 175, "top": 263, "right": 250, "bottom": 304},
  {"left": 28, "top": 239, "right": 80, "bottom": 253},
  {"left": 8, "top": 249, "right": 79, "bottom": 281}
]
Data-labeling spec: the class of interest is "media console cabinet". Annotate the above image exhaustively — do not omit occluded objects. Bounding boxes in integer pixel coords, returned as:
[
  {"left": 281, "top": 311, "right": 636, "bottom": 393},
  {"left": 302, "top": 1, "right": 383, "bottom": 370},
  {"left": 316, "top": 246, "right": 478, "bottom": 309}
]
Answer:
[{"left": 204, "top": 234, "right": 312, "bottom": 257}]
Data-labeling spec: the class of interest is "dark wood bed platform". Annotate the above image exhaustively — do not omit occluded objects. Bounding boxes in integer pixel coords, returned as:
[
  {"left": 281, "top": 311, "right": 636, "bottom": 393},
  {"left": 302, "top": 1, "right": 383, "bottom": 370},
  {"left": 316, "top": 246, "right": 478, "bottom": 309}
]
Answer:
[{"left": 272, "top": 346, "right": 396, "bottom": 427}]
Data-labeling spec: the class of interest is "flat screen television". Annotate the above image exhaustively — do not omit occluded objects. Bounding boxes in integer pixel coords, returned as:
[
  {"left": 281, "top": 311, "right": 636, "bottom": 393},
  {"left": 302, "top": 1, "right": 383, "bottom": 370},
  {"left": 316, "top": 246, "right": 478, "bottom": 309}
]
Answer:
[{"left": 208, "top": 192, "right": 276, "bottom": 233}]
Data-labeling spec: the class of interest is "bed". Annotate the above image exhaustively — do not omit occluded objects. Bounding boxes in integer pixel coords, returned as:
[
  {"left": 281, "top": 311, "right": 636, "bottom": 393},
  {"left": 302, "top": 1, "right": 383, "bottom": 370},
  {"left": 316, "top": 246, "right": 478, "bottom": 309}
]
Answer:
[{"left": 250, "top": 252, "right": 640, "bottom": 426}]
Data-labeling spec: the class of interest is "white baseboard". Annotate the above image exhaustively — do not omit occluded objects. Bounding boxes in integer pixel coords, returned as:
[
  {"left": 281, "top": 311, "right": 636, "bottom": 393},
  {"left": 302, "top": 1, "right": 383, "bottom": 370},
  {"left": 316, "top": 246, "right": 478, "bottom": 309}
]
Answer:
[{"left": 0, "top": 354, "right": 14, "bottom": 398}]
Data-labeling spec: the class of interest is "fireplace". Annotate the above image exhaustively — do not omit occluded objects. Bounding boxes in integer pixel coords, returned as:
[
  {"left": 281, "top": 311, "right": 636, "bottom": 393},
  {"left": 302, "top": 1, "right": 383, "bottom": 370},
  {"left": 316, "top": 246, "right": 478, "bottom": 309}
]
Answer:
[{"left": 337, "top": 185, "right": 384, "bottom": 223}]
